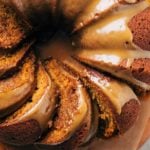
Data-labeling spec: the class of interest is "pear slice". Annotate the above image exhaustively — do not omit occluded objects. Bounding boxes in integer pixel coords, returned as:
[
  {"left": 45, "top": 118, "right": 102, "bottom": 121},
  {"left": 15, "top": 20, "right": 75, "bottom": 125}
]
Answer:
[
  {"left": 73, "top": 1, "right": 149, "bottom": 49},
  {"left": 40, "top": 59, "right": 88, "bottom": 145},
  {"left": 0, "top": 40, "right": 34, "bottom": 78},
  {"left": 0, "top": 62, "right": 58, "bottom": 145},
  {"left": 63, "top": 58, "right": 140, "bottom": 138},
  {"left": 0, "top": 51, "right": 36, "bottom": 118},
  {"left": 73, "top": 0, "right": 120, "bottom": 32},
  {"left": 75, "top": 49, "right": 150, "bottom": 91}
]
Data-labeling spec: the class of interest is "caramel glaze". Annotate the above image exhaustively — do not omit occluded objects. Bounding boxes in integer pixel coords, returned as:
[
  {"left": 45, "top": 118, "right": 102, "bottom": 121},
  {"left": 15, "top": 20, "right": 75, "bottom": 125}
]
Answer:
[
  {"left": 73, "top": 0, "right": 149, "bottom": 50},
  {"left": 75, "top": 49, "right": 150, "bottom": 91},
  {"left": 73, "top": 0, "right": 120, "bottom": 32}
]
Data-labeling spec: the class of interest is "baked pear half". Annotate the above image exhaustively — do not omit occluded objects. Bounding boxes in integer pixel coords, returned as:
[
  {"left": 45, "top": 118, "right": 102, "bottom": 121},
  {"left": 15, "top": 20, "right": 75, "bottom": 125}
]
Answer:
[
  {"left": 0, "top": 40, "right": 34, "bottom": 78},
  {"left": 40, "top": 58, "right": 88, "bottom": 145},
  {"left": 75, "top": 49, "right": 150, "bottom": 92},
  {"left": 73, "top": 1, "right": 149, "bottom": 50},
  {"left": 0, "top": 51, "right": 36, "bottom": 118},
  {"left": 63, "top": 58, "right": 140, "bottom": 138},
  {"left": 0, "top": 0, "right": 31, "bottom": 50},
  {"left": 0, "top": 62, "right": 58, "bottom": 145}
]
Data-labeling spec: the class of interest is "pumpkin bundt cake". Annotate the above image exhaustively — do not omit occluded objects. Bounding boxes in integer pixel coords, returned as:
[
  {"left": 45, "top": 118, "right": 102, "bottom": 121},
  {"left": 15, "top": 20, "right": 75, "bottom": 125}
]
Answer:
[{"left": 0, "top": 0, "right": 149, "bottom": 149}]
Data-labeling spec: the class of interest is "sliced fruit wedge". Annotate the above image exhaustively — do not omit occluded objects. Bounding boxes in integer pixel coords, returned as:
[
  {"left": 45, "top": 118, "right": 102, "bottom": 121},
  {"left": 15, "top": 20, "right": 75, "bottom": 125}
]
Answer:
[
  {"left": 0, "top": 62, "right": 58, "bottom": 145},
  {"left": 41, "top": 58, "right": 88, "bottom": 145},
  {"left": 0, "top": 51, "right": 36, "bottom": 118},
  {"left": 63, "top": 58, "right": 140, "bottom": 138},
  {"left": 75, "top": 49, "right": 150, "bottom": 91},
  {"left": 0, "top": 40, "right": 34, "bottom": 78},
  {"left": 73, "top": 0, "right": 120, "bottom": 32},
  {"left": 0, "top": 1, "right": 31, "bottom": 50},
  {"left": 73, "top": 1, "right": 149, "bottom": 50}
]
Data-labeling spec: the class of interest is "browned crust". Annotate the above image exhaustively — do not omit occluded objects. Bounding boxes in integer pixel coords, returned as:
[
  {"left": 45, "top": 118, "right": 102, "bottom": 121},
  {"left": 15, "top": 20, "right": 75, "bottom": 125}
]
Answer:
[
  {"left": 0, "top": 1, "right": 31, "bottom": 50},
  {"left": 0, "top": 119, "right": 41, "bottom": 145},
  {"left": 119, "top": 58, "right": 150, "bottom": 85},
  {"left": 116, "top": 99, "right": 140, "bottom": 134},
  {"left": 128, "top": 7, "right": 150, "bottom": 51}
]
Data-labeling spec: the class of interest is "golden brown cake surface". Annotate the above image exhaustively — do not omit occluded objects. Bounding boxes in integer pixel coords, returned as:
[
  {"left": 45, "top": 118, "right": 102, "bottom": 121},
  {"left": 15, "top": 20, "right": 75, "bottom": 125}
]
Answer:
[{"left": 0, "top": 1, "right": 31, "bottom": 50}]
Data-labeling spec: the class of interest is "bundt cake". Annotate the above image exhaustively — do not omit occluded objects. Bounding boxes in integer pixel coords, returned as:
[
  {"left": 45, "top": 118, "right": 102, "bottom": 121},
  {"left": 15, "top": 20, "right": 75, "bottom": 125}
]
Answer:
[{"left": 0, "top": 0, "right": 149, "bottom": 149}]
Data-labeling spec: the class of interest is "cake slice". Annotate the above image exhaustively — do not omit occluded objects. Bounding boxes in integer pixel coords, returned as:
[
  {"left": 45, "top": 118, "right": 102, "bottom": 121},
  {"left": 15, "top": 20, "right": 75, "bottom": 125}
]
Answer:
[
  {"left": 0, "top": 62, "right": 58, "bottom": 145},
  {"left": 40, "top": 59, "right": 88, "bottom": 145},
  {"left": 0, "top": 40, "right": 34, "bottom": 78},
  {"left": 0, "top": 51, "right": 36, "bottom": 118},
  {"left": 75, "top": 49, "right": 150, "bottom": 92},
  {"left": 73, "top": 1, "right": 149, "bottom": 50},
  {"left": 63, "top": 58, "right": 140, "bottom": 138},
  {"left": 0, "top": 1, "right": 31, "bottom": 50}
]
